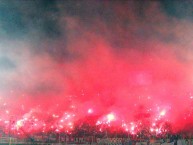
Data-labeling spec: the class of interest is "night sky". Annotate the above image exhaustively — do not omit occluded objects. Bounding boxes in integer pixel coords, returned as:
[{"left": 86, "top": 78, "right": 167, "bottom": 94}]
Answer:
[{"left": 1, "top": 0, "right": 193, "bottom": 135}]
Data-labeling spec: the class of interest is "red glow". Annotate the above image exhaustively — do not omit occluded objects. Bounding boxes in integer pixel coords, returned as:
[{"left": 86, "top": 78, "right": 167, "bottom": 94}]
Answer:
[
  {"left": 1, "top": 46, "right": 193, "bottom": 136},
  {"left": 0, "top": 2, "right": 193, "bottom": 137}
]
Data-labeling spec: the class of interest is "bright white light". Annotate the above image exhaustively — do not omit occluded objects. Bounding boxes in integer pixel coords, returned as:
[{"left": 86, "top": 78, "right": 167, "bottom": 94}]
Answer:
[
  {"left": 122, "top": 123, "right": 126, "bottom": 127},
  {"left": 160, "top": 110, "right": 166, "bottom": 116},
  {"left": 52, "top": 114, "right": 59, "bottom": 118},
  {"left": 131, "top": 126, "right": 134, "bottom": 131},
  {"left": 107, "top": 113, "right": 115, "bottom": 122},
  {"left": 16, "top": 120, "right": 23, "bottom": 129},
  {"left": 88, "top": 108, "right": 93, "bottom": 114},
  {"left": 55, "top": 129, "right": 59, "bottom": 132},
  {"left": 150, "top": 128, "right": 154, "bottom": 132},
  {"left": 96, "top": 120, "right": 101, "bottom": 125}
]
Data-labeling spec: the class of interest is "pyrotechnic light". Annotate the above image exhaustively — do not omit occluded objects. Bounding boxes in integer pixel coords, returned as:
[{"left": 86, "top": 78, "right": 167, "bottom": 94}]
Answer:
[
  {"left": 55, "top": 129, "right": 59, "bottom": 132},
  {"left": 96, "top": 120, "right": 102, "bottom": 125},
  {"left": 122, "top": 123, "right": 126, "bottom": 127},
  {"left": 0, "top": 97, "right": 186, "bottom": 137},
  {"left": 16, "top": 120, "right": 23, "bottom": 129},
  {"left": 131, "top": 126, "right": 134, "bottom": 131},
  {"left": 150, "top": 128, "right": 154, "bottom": 132},
  {"left": 160, "top": 110, "right": 166, "bottom": 116},
  {"left": 88, "top": 108, "right": 93, "bottom": 114},
  {"left": 52, "top": 114, "right": 59, "bottom": 118},
  {"left": 107, "top": 113, "right": 115, "bottom": 122}
]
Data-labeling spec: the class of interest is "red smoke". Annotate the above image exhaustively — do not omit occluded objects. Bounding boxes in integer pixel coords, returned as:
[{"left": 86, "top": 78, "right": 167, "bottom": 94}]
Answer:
[
  {"left": 0, "top": 1, "right": 193, "bottom": 136},
  {"left": 1, "top": 39, "right": 193, "bottom": 135}
]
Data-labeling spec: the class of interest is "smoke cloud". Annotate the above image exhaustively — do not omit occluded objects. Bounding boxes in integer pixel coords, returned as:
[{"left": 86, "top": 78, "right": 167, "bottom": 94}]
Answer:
[{"left": 1, "top": 0, "right": 193, "bottom": 134}]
